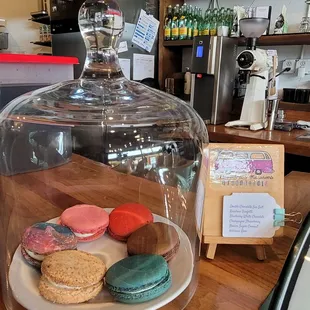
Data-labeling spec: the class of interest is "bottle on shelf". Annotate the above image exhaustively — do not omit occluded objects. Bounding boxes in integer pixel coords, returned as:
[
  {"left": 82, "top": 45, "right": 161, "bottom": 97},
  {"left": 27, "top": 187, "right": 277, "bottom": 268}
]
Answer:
[
  {"left": 210, "top": 8, "right": 218, "bottom": 36},
  {"left": 193, "top": 6, "right": 199, "bottom": 37},
  {"left": 164, "top": 5, "right": 173, "bottom": 41},
  {"left": 171, "top": 4, "right": 180, "bottom": 41},
  {"left": 187, "top": 5, "right": 193, "bottom": 40},
  {"left": 179, "top": 4, "right": 188, "bottom": 40},
  {"left": 203, "top": 9, "right": 211, "bottom": 36},
  {"left": 198, "top": 8, "right": 204, "bottom": 35},
  {"left": 217, "top": 8, "right": 230, "bottom": 36}
]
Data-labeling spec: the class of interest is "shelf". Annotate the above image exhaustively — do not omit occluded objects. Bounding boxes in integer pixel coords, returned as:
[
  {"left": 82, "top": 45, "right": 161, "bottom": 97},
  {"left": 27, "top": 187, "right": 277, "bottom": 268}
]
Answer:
[
  {"left": 239, "top": 33, "right": 310, "bottom": 46},
  {"left": 31, "top": 41, "right": 52, "bottom": 47},
  {"left": 280, "top": 101, "right": 310, "bottom": 112},
  {"left": 163, "top": 33, "right": 310, "bottom": 48},
  {"left": 29, "top": 15, "right": 50, "bottom": 25},
  {"left": 163, "top": 40, "right": 193, "bottom": 47}
]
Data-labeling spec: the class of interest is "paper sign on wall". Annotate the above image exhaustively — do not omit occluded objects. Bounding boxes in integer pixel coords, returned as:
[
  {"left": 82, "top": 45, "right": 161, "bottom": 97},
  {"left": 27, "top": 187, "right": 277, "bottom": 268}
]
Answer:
[
  {"left": 223, "top": 193, "right": 281, "bottom": 238},
  {"left": 132, "top": 9, "right": 159, "bottom": 52},
  {"left": 119, "top": 58, "right": 131, "bottom": 80},
  {"left": 118, "top": 41, "right": 128, "bottom": 53},
  {"left": 133, "top": 54, "right": 154, "bottom": 81}
]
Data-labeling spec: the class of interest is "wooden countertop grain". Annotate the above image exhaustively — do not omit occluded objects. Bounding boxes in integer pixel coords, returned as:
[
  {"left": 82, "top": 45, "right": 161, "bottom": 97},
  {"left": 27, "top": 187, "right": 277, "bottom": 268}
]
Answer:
[
  {"left": 208, "top": 125, "right": 310, "bottom": 157},
  {"left": 0, "top": 155, "right": 298, "bottom": 310},
  {"left": 185, "top": 228, "right": 296, "bottom": 310}
]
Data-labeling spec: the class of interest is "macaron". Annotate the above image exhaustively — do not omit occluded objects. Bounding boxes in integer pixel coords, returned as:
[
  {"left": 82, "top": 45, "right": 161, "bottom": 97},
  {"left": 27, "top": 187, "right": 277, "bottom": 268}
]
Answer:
[
  {"left": 127, "top": 222, "right": 180, "bottom": 262},
  {"left": 39, "top": 250, "right": 106, "bottom": 304},
  {"left": 59, "top": 205, "right": 109, "bottom": 242},
  {"left": 21, "top": 222, "right": 77, "bottom": 268},
  {"left": 108, "top": 203, "right": 154, "bottom": 242},
  {"left": 105, "top": 254, "right": 172, "bottom": 304}
]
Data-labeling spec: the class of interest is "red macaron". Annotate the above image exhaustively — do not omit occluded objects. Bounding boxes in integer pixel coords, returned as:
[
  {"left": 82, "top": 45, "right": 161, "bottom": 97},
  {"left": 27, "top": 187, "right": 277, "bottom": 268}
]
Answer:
[
  {"left": 59, "top": 205, "right": 109, "bottom": 242},
  {"left": 108, "top": 203, "right": 154, "bottom": 242}
]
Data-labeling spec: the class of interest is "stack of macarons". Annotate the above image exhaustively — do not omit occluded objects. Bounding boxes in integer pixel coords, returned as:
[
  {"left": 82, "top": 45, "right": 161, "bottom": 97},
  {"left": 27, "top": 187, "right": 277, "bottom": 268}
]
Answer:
[{"left": 20, "top": 202, "right": 181, "bottom": 305}]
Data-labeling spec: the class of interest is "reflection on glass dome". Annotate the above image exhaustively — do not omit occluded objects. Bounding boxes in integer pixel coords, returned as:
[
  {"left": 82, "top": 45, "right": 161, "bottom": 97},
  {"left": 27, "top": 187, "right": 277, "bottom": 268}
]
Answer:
[{"left": 0, "top": 1, "right": 209, "bottom": 310}]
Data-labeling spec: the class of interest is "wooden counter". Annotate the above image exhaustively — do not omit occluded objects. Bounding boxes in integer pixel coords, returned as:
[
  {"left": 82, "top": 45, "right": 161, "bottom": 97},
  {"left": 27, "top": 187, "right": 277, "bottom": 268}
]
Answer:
[
  {"left": 208, "top": 125, "right": 310, "bottom": 157},
  {"left": 0, "top": 155, "right": 298, "bottom": 310},
  {"left": 186, "top": 227, "right": 296, "bottom": 310}
]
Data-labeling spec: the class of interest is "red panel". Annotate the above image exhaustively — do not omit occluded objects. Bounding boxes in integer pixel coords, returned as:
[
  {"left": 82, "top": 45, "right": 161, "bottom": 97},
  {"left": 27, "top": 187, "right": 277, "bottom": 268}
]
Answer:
[{"left": 0, "top": 54, "right": 79, "bottom": 65}]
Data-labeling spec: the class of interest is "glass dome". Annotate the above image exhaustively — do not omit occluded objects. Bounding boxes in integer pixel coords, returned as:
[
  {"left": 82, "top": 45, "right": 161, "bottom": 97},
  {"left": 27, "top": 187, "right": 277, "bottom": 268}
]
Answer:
[{"left": 0, "top": 1, "right": 208, "bottom": 309}]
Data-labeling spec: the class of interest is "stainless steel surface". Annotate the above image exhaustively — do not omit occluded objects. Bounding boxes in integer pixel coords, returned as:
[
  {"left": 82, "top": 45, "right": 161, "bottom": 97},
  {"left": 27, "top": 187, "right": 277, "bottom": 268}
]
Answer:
[
  {"left": 212, "top": 37, "right": 238, "bottom": 124},
  {"left": 267, "top": 99, "right": 280, "bottom": 131},
  {"left": 207, "top": 36, "right": 217, "bottom": 75},
  {"left": 190, "top": 36, "right": 237, "bottom": 125},
  {"left": 190, "top": 74, "right": 195, "bottom": 108}
]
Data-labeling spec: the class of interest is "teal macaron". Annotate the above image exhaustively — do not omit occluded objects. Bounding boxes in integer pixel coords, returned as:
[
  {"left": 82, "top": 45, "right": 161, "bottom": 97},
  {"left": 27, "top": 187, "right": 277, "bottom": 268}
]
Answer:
[{"left": 105, "top": 254, "right": 172, "bottom": 304}]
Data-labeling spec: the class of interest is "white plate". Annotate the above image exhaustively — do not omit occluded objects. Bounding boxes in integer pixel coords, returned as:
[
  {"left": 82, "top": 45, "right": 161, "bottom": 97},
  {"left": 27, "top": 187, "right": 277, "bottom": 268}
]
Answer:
[{"left": 9, "top": 209, "right": 194, "bottom": 310}]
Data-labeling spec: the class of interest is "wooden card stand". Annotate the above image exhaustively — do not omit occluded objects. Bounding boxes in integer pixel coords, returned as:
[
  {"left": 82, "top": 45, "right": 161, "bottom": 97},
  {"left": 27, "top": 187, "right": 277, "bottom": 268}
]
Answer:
[{"left": 202, "top": 144, "right": 285, "bottom": 260}]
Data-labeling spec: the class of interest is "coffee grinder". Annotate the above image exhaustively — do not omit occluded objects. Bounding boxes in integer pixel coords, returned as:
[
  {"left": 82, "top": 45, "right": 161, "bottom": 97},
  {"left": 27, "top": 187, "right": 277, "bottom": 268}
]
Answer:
[{"left": 226, "top": 18, "right": 272, "bottom": 131}]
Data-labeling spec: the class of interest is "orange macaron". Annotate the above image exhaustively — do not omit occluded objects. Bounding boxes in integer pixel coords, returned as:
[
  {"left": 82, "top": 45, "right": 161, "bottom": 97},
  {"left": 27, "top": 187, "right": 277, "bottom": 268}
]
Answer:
[{"left": 108, "top": 203, "right": 153, "bottom": 242}]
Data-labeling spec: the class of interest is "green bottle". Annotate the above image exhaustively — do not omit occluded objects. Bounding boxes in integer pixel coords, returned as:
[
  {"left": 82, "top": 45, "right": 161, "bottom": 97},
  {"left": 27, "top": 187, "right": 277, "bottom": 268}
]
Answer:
[
  {"left": 203, "top": 9, "right": 211, "bottom": 36},
  {"left": 171, "top": 5, "right": 180, "bottom": 40},
  {"left": 164, "top": 5, "right": 173, "bottom": 41},
  {"left": 193, "top": 6, "right": 199, "bottom": 37},
  {"left": 179, "top": 5, "right": 188, "bottom": 40},
  {"left": 198, "top": 8, "right": 204, "bottom": 36},
  {"left": 210, "top": 8, "right": 218, "bottom": 36},
  {"left": 187, "top": 5, "right": 194, "bottom": 39}
]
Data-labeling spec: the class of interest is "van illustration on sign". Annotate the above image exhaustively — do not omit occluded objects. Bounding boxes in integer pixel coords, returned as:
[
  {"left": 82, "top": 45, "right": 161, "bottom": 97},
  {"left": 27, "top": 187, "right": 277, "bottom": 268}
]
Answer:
[{"left": 213, "top": 150, "right": 274, "bottom": 176}]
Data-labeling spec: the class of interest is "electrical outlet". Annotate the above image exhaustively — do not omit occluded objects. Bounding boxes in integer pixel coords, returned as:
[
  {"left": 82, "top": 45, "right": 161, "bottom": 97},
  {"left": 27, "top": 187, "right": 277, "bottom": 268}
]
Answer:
[
  {"left": 296, "top": 59, "right": 308, "bottom": 69},
  {"left": 295, "top": 59, "right": 310, "bottom": 75},
  {"left": 282, "top": 59, "right": 297, "bottom": 74}
]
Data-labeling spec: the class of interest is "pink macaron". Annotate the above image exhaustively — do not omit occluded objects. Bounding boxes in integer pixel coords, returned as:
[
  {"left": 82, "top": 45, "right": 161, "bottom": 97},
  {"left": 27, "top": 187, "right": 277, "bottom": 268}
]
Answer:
[{"left": 59, "top": 205, "right": 109, "bottom": 242}]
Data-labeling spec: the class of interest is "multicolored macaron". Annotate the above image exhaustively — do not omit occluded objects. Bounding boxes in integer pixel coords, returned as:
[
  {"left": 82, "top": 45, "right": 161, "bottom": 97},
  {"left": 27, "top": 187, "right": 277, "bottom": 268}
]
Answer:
[
  {"left": 127, "top": 222, "right": 180, "bottom": 262},
  {"left": 105, "top": 254, "right": 172, "bottom": 304},
  {"left": 59, "top": 205, "right": 109, "bottom": 242},
  {"left": 39, "top": 250, "right": 106, "bottom": 304},
  {"left": 108, "top": 203, "right": 154, "bottom": 242},
  {"left": 21, "top": 222, "right": 77, "bottom": 268}
]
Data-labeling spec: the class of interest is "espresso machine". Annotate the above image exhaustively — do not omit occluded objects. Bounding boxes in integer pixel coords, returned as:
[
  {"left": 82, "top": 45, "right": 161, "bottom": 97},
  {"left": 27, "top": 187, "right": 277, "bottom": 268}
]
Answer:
[{"left": 190, "top": 36, "right": 238, "bottom": 124}]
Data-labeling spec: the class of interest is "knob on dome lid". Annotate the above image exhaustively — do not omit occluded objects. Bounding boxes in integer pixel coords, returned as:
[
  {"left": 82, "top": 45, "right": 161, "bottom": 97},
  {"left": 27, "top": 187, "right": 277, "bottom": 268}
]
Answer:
[{"left": 79, "top": 0, "right": 125, "bottom": 79}]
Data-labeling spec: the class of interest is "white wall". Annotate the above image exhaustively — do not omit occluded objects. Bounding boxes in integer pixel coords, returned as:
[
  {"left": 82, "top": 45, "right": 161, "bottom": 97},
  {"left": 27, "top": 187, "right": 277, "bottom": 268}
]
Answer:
[
  {"left": 185, "top": 0, "right": 310, "bottom": 90},
  {"left": 0, "top": 0, "right": 50, "bottom": 54}
]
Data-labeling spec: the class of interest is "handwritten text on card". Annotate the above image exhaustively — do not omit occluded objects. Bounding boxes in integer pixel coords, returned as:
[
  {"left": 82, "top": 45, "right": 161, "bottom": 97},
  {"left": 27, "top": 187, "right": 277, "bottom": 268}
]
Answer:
[{"left": 223, "top": 193, "right": 281, "bottom": 238}]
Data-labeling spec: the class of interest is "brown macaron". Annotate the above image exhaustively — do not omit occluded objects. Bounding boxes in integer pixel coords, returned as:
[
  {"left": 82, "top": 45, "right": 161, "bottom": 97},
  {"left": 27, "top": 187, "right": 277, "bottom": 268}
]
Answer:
[
  {"left": 39, "top": 250, "right": 106, "bottom": 304},
  {"left": 127, "top": 222, "right": 180, "bottom": 262}
]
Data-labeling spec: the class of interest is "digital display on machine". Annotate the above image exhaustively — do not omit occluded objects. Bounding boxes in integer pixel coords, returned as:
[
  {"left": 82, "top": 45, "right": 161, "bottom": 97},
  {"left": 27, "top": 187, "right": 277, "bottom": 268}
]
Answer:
[{"left": 196, "top": 46, "right": 204, "bottom": 58}]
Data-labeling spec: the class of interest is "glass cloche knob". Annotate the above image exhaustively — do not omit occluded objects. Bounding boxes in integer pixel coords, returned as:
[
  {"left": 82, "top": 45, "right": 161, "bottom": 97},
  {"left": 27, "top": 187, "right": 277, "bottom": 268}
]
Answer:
[{"left": 79, "top": 0, "right": 125, "bottom": 79}]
